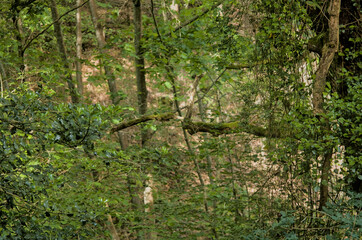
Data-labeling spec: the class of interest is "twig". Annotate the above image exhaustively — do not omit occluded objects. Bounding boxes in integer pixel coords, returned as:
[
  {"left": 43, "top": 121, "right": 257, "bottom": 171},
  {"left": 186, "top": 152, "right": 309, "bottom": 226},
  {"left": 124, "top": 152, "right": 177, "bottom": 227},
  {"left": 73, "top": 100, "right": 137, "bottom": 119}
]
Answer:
[{"left": 150, "top": 0, "right": 164, "bottom": 44}]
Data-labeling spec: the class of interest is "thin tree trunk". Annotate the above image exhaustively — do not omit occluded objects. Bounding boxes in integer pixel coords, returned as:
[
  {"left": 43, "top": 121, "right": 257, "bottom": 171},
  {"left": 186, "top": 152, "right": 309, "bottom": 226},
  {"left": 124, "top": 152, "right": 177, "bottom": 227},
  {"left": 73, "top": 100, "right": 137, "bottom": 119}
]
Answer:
[
  {"left": 311, "top": 0, "right": 340, "bottom": 210},
  {"left": 49, "top": 0, "right": 79, "bottom": 104},
  {"left": 13, "top": 17, "right": 26, "bottom": 81},
  {"left": 11, "top": 1, "right": 25, "bottom": 80},
  {"left": 133, "top": 0, "right": 149, "bottom": 146},
  {"left": 127, "top": 172, "right": 144, "bottom": 240},
  {"left": 0, "top": 68, "right": 4, "bottom": 97},
  {"left": 76, "top": 0, "right": 83, "bottom": 98},
  {"left": 0, "top": 60, "right": 8, "bottom": 92},
  {"left": 132, "top": 1, "right": 153, "bottom": 239}
]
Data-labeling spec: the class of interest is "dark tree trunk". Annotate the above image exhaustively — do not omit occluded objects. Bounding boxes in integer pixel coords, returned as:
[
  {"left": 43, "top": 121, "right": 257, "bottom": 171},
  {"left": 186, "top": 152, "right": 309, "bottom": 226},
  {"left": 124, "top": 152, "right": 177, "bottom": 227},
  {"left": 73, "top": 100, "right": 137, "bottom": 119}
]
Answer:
[
  {"left": 12, "top": 17, "right": 26, "bottom": 81},
  {"left": 133, "top": 0, "right": 149, "bottom": 146}
]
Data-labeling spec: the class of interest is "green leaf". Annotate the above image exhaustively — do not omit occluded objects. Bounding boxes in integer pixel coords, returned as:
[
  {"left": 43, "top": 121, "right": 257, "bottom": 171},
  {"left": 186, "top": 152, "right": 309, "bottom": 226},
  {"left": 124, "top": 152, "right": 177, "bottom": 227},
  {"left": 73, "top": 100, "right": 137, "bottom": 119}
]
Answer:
[{"left": 164, "top": 81, "right": 172, "bottom": 89}]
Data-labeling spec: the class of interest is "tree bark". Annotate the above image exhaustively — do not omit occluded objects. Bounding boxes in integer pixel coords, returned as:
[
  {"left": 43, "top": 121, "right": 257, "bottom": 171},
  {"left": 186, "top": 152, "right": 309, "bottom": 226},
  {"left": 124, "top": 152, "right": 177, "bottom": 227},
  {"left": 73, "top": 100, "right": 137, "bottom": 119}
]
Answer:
[
  {"left": 129, "top": 1, "right": 151, "bottom": 239},
  {"left": 311, "top": 0, "right": 340, "bottom": 210},
  {"left": 75, "top": 0, "right": 83, "bottom": 98},
  {"left": 319, "top": 149, "right": 333, "bottom": 211},
  {"left": 133, "top": 0, "right": 149, "bottom": 146},
  {"left": 312, "top": 0, "right": 340, "bottom": 115},
  {"left": 10, "top": 1, "right": 28, "bottom": 81},
  {"left": 49, "top": 0, "right": 79, "bottom": 104},
  {"left": 133, "top": 2, "right": 157, "bottom": 239},
  {"left": 13, "top": 17, "right": 26, "bottom": 81},
  {"left": 133, "top": 0, "right": 147, "bottom": 115}
]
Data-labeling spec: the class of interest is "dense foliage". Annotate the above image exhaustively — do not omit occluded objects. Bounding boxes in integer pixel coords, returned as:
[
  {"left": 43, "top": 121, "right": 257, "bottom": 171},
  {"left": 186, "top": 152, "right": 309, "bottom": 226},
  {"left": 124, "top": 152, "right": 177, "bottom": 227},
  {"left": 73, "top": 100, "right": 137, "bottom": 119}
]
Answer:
[{"left": 0, "top": 0, "right": 360, "bottom": 239}]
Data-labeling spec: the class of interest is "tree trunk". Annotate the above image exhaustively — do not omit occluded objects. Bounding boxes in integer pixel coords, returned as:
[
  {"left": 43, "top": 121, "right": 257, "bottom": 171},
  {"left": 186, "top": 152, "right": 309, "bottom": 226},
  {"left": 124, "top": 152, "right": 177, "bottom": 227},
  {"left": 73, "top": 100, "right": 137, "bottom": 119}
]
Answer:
[
  {"left": 127, "top": 172, "right": 144, "bottom": 240},
  {"left": 319, "top": 149, "right": 333, "bottom": 211},
  {"left": 49, "top": 0, "right": 79, "bottom": 104},
  {"left": 311, "top": 0, "right": 340, "bottom": 210},
  {"left": 75, "top": 0, "right": 83, "bottom": 98},
  {"left": 0, "top": 68, "right": 4, "bottom": 97},
  {"left": 132, "top": 2, "right": 153, "bottom": 239},
  {"left": 133, "top": 0, "right": 149, "bottom": 146},
  {"left": 11, "top": 1, "right": 25, "bottom": 81},
  {"left": 0, "top": 60, "right": 8, "bottom": 92},
  {"left": 13, "top": 17, "right": 26, "bottom": 81}
]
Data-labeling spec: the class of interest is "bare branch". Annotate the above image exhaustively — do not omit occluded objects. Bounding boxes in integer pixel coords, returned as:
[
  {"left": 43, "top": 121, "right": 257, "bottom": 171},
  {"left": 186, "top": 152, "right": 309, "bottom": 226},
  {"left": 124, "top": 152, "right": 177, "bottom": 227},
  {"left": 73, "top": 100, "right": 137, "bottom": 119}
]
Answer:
[{"left": 150, "top": 0, "right": 164, "bottom": 44}]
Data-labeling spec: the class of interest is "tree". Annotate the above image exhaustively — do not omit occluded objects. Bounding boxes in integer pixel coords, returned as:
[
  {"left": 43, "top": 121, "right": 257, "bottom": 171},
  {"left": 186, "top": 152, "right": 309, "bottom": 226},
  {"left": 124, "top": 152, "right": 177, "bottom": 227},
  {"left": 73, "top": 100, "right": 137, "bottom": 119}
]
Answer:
[
  {"left": 75, "top": 0, "right": 83, "bottom": 98},
  {"left": 133, "top": 0, "right": 148, "bottom": 145},
  {"left": 311, "top": 0, "right": 340, "bottom": 210}
]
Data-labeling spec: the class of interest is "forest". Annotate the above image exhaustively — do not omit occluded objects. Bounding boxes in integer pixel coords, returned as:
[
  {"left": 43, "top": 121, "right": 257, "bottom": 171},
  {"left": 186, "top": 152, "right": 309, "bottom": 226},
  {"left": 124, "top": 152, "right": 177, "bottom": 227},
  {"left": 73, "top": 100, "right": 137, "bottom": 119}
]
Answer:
[{"left": 0, "top": 0, "right": 361, "bottom": 239}]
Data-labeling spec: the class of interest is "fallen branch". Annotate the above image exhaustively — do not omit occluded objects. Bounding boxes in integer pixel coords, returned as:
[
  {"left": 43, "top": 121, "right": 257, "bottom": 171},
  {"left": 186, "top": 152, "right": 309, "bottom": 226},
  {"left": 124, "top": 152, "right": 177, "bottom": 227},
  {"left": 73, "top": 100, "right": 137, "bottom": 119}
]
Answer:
[
  {"left": 110, "top": 112, "right": 175, "bottom": 133},
  {"left": 111, "top": 112, "right": 285, "bottom": 138},
  {"left": 183, "top": 120, "right": 284, "bottom": 137}
]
